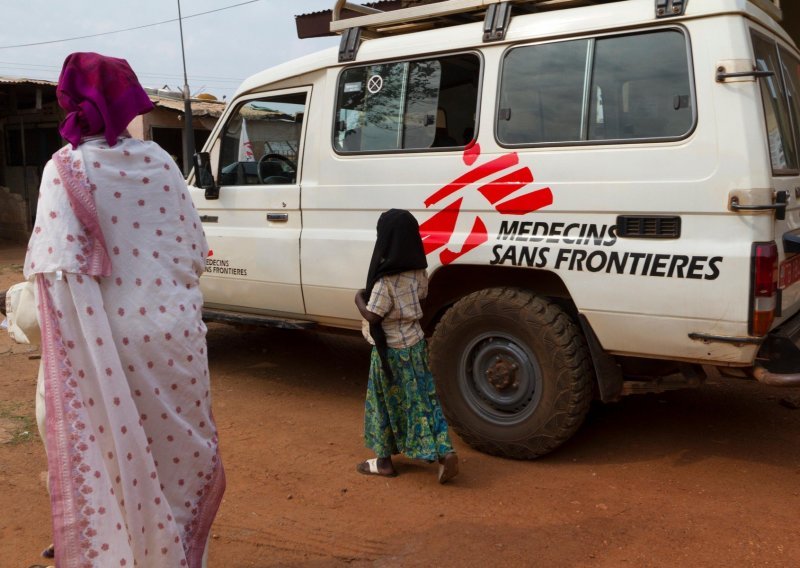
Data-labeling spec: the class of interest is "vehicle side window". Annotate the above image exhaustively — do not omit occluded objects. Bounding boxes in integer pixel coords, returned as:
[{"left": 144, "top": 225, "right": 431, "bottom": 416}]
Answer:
[
  {"left": 497, "top": 29, "right": 693, "bottom": 145},
  {"left": 779, "top": 47, "right": 800, "bottom": 169},
  {"left": 498, "top": 39, "right": 588, "bottom": 144},
  {"left": 334, "top": 53, "right": 480, "bottom": 153},
  {"left": 590, "top": 31, "right": 692, "bottom": 140},
  {"left": 218, "top": 93, "right": 306, "bottom": 186},
  {"left": 751, "top": 33, "right": 798, "bottom": 172}
]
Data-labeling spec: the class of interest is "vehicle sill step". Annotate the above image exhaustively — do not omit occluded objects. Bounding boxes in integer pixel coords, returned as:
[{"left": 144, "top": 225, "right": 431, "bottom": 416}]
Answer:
[{"left": 202, "top": 308, "right": 316, "bottom": 330}]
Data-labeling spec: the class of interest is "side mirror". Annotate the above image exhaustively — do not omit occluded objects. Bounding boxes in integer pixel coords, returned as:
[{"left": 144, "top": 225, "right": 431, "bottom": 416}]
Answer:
[{"left": 193, "top": 152, "right": 219, "bottom": 200}]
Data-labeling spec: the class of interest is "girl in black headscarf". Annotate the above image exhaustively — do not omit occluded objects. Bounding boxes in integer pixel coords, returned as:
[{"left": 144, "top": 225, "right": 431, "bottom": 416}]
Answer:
[{"left": 354, "top": 209, "right": 458, "bottom": 483}]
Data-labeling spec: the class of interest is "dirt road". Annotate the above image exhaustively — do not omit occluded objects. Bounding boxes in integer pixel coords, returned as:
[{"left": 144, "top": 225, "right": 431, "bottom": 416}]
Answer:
[{"left": 2, "top": 240, "right": 800, "bottom": 567}]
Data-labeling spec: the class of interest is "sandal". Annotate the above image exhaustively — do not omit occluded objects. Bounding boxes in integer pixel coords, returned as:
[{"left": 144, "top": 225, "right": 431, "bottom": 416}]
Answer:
[
  {"left": 356, "top": 458, "right": 398, "bottom": 477},
  {"left": 42, "top": 544, "right": 55, "bottom": 559},
  {"left": 438, "top": 452, "right": 459, "bottom": 484}
]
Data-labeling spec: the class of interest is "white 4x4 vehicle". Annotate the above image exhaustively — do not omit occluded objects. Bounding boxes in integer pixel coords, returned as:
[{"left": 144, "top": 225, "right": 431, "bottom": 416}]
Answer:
[{"left": 190, "top": 0, "right": 800, "bottom": 458}]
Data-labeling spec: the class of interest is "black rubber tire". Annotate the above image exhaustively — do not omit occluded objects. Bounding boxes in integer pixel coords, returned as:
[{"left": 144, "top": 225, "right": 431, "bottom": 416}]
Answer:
[{"left": 429, "top": 287, "right": 593, "bottom": 459}]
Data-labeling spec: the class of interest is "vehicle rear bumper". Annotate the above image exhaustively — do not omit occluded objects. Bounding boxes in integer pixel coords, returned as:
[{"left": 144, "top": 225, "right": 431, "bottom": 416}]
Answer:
[{"left": 754, "top": 309, "right": 800, "bottom": 386}]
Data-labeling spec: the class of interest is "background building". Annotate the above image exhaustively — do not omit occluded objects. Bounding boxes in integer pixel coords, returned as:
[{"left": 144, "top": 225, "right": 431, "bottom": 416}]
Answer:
[{"left": 0, "top": 78, "right": 223, "bottom": 242}]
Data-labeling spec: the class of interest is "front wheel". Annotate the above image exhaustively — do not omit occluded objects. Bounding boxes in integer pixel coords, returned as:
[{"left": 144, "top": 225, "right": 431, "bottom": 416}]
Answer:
[{"left": 429, "top": 288, "right": 593, "bottom": 459}]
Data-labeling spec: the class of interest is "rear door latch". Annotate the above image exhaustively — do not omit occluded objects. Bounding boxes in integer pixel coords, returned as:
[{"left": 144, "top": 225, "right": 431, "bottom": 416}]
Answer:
[{"left": 730, "top": 190, "right": 788, "bottom": 221}]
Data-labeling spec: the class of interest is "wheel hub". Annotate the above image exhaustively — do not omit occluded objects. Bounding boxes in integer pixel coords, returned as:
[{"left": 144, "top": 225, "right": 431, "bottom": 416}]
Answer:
[
  {"left": 485, "top": 356, "right": 519, "bottom": 391},
  {"left": 459, "top": 333, "right": 543, "bottom": 423}
]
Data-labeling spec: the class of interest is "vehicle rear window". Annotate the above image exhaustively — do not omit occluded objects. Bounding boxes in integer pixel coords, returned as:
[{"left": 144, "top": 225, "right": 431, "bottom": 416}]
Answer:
[
  {"left": 497, "top": 29, "right": 694, "bottom": 146},
  {"left": 334, "top": 53, "right": 481, "bottom": 153},
  {"left": 752, "top": 32, "right": 799, "bottom": 172},
  {"left": 781, "top": 47, "right": 800, "bottom": 167},
  {"left": 780, "top": 48, "right": 800, "bottom": 153}
]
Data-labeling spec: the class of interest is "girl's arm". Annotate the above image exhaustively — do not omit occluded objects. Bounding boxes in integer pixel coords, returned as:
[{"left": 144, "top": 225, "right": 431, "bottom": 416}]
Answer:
[{"left": 355, "top": 289, "right": 383, "bottom": 324}]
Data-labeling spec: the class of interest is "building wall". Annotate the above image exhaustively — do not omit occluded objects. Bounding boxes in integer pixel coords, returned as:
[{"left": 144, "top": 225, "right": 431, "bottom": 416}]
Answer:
[
  {"left": 0, "top": 185, "right": 30, "bottom": 241},
  {"left": 129, "top": 107, "right": 218, "bottom": 172},
  {"left": 0, "top": 98, "right": 63, "bottom": 239}
]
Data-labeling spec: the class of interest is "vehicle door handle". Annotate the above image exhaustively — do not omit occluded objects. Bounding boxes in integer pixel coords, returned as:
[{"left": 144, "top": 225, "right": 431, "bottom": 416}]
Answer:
[
  {"left": 267, "top": 213, "right": 289, "bottom": 222},
  {"left": 730, "top": 191, "right": 788, "bottom": 221},
  {"left": 200, "top": 215, "right": 218, "bottom": 223}
]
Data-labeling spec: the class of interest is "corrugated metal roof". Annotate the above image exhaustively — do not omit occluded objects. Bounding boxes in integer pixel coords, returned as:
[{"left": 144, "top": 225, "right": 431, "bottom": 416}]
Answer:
[
  {"left": 295, "top": 1, "right": 405, "bottom": 37},
  {"left": 0, "top": 76, "right": 57, "bottom": 87},
  {"left": 0, "top": 78, "right": 224, "bottom": 117},
  {"left": 295, "top": 0, "right": 399, "bottom": 17},
  {"left": 150, "top": 96, "right": 226, "bottom": 118}
]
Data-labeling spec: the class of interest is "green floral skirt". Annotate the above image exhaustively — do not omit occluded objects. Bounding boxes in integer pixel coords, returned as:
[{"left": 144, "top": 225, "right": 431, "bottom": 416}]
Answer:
[{"left": 364, "top": 339, "right": 454, "bottom": 461}]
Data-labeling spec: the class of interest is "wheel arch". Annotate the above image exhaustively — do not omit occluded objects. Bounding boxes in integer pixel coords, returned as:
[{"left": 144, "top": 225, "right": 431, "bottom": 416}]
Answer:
[
  {"left": 423, "top": 264, "right": 571, "bottom": 333},
  {"left": 424, "top": 265, "right": 624, "bottom": 403}
]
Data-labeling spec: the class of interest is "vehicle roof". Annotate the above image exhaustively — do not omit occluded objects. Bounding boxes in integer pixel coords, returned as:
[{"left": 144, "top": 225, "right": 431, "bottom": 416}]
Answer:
[{"left": 234, "top": 0, "right": 792, "bottom": 98}]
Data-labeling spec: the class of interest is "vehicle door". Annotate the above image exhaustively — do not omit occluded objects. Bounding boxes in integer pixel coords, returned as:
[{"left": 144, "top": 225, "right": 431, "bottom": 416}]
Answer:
[
  {"left": 300, "top": 53, "right": 483, "bottom": 324},
  {"left": 190, "top": 88, "right": 309, "bottom": 315},
  {"left": 750, "top": 31, "right": 800, "bottom": 316}
]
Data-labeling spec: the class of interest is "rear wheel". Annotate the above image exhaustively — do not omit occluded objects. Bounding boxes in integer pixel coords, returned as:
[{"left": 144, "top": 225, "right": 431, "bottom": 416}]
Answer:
[{"left": 429, "top": 288, "right": 593, "bottom": 459}]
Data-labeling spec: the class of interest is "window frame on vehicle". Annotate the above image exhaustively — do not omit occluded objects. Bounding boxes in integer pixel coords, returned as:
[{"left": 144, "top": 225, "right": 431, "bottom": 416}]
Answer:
[
  {"left": 750, "top": 27, "right": 800, "bottom": 176},
  {"left": 331, "top": 50, "right": 484, "bottom": 156},
  {"left": 494, "top": 25, "right": 698, "bottom": 149},
  {"left": 215, "top": 88, "right": 310, "bottom": 187}
]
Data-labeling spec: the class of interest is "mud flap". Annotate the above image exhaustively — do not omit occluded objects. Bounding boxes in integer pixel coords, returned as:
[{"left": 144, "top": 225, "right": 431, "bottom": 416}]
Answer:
[
  {"left": 757, "top": 309, "right": 800, "bottom": 374},
  {"left": 578, "top": 314, "right": 624, "bottom": 402}
]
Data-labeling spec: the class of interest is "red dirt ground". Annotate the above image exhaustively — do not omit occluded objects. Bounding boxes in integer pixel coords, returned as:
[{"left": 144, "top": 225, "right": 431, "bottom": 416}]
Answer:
[{"left": 2, "top": 240, "right": 800, "bottom": 567}]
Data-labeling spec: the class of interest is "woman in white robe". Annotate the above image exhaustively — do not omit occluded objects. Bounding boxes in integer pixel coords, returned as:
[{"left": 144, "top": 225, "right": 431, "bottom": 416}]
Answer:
[{"left": 24, "top": 52, "right": 224, "bottom": 568}]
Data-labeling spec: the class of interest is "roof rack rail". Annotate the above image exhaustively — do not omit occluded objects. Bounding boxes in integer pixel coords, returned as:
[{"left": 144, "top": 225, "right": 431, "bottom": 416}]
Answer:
[
  {"left": 331, "top": 0, "right": 623, "bottom": 61},
  {"left": 330, "top": 0, "right": 782, "bottom": 63},
  {"left": 330, "top": 0, "right": 612, "bottom": 35}
]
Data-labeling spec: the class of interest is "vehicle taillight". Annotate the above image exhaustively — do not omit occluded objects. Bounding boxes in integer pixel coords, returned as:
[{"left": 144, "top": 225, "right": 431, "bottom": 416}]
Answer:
[{"left": 751, "top": 242, "right": 778, "bottom": 336}]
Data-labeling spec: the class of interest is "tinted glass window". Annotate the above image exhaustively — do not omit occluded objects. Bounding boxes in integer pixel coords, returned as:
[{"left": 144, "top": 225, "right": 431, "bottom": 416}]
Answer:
[
  {"left": 218, "top": 93, "right": 305, "bottom": 186},
  {"left": 590, "top": 31, "right": 693, "bottom": 140},
  {"left": 497, "top": 30, "right": 693, "bottom": 145},
  {"left": 779, "top": 46, "right": 800, "bottom": 168},
  {"left": 334, "top": 53, "right": 480, "bottom": 152},
  {"left": 752, "top": 33, "right": 798, "bottom": 171},
  {"left": 498, "top": 39, "right": 588, "bottom": 144}
]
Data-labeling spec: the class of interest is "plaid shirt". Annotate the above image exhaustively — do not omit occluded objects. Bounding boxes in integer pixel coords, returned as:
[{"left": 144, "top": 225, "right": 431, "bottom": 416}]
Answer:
[{"left": 361, "top": 269, "right": 428, "bottom": 349}]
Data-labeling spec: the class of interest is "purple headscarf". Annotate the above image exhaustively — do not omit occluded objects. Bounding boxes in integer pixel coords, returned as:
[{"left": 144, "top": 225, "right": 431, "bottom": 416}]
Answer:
[{"left": 57, "top": 52, "right": 154, "bottom": 148}]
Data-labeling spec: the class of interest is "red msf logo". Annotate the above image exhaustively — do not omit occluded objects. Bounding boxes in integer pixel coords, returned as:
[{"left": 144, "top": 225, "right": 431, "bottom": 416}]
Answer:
[{"left": 420, "top": 143, "right": 553, "bottom": 265}]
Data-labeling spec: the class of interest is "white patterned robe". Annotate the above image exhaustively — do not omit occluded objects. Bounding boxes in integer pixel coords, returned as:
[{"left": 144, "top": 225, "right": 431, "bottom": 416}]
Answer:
[{"left": 25, "top": 136, "right": 224, "bottom": 568}]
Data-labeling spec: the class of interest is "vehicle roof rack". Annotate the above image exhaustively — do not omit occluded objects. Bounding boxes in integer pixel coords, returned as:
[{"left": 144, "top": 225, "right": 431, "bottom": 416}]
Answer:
[
  {"left": 654, "top": 0, "right": 686, "bottom": 18},
  {"left": 330, "top": 0, "right": 617, "bottom": 37},
  {"left": 331, "top": 0, "right": 626, "bottom": 61},
  {"left": 331, "top": 0, "right": 781, "bottom": 62}
]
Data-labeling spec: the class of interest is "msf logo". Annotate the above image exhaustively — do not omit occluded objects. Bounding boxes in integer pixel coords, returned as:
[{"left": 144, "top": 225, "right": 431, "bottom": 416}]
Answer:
[{"left": 420, "top": 143, "right": 553, "bottom": 265}]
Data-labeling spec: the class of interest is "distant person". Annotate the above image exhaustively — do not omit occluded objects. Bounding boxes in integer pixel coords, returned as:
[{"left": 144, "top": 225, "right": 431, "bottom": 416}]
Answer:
[
  {"left": 354, "top": 209, "right": 458, "bottom": 483},
  {"left": 23, "top": 52, "right": 224, "bottom": 568}
]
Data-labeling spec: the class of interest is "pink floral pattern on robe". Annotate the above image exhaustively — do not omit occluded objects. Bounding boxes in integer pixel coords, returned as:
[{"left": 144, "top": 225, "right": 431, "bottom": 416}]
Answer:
[{"left": 25, "top": 136, "right": 224, "bottom": 568}]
